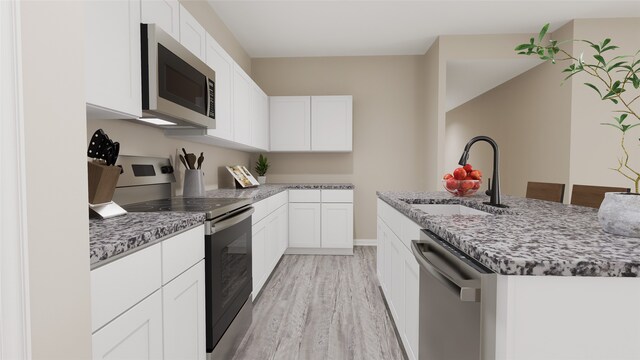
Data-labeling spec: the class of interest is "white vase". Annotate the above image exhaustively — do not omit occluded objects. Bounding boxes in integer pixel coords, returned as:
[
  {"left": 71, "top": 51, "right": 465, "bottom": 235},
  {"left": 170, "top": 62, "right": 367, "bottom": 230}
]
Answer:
[
  {"left": 598, "top": 192, "right": 640, "bottom": 238},
  {"left": 258, "top": 176, "right": 266, "bottom": 185}
]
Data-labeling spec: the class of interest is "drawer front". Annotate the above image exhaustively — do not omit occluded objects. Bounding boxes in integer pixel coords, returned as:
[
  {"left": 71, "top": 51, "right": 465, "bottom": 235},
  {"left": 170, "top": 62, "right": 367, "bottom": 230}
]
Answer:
[
  {"left": 162, "top": 225, "right": 204, "bottom": 284},
  {"left": 252, "top": 197, "right": 269, "bottom": 225},
  {"left": 321, "top": 189, "right": 353, "bottom": 203},
  {"left": 91, "top": 243, "right": 162, "bottom": 332},
  {"left": 288, "top": 189, "right": 321, "bottom": 203},
  {"left": 268, "top": 190, "right": 289, "bottom": 213}
]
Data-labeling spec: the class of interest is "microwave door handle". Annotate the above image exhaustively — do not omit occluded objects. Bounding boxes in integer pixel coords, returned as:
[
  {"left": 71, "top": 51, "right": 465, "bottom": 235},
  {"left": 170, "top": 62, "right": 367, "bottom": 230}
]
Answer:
[{"left": 411, "top": 240, "right": 481, "bottom": 302}]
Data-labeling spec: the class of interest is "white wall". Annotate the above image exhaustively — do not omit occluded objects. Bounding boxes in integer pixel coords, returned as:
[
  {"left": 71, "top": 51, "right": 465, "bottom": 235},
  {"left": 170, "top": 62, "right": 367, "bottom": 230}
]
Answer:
[{"left": 21, "top": 2, "right": 93, "bottom": 358}]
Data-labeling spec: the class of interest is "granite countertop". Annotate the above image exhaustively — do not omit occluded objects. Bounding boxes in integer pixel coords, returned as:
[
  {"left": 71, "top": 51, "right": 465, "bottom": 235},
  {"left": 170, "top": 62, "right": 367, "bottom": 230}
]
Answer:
[
  {"left": 377, "top": 191, "right": 640, "bottom": 277},
  {"left": 89, "top": 212, "right": 206, "bottom": 268},
  {"left": 202, "top": 183, "right": 355, "bottom": 202},
  {"left": 89, "top": 183, "right": 353, "bottom": 268}
]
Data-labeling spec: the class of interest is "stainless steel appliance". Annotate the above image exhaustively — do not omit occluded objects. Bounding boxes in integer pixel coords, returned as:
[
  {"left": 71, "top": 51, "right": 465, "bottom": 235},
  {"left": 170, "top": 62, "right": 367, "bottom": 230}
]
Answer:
[
  {"left": 141, "top": 24, "right": 215, "bottom": 128},
  {"left": 114, "top": 156, "right": 254, "bottom": 359},
  {"left": 412, "top": 230, "right": 497, "bottom": 360}
]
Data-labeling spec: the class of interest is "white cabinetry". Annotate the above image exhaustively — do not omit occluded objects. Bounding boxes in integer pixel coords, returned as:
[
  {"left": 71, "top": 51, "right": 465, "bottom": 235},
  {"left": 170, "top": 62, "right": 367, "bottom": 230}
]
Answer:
[
  {"left": 178, "top": 4, "right": 206, "bottom": 61},
  {"left": 163, "top": 261, "right": 206, "bottom": 360},
  {"left": 288, "top": 203, "right": 321, "bottom": 248},
  {"left": 251, "top": 191, "right": 288, "bottom": 299},
  {"left": 251, "top": 85, "right": 269, "bottom": 150},
  {"left": 158, "top": 7, "right": 269, "bottom": 151},
  {"left": 311, "top": 96, "right": 353, "bottom": 151},
  {"left": 233, "top": 65, "right": 252, "bottom": 146},
  {"left": 288, "top": 190, "right": 353, "bottom": 254},
  {"left": 251, "top": 219, "right": 267, "bottom": 297},
  {"left": 140, "top": 0, "right": 180, "bottom": 40},
  {"left": 85, "top": 0, "right": 141, "bottom": 120},
  {"left": 377, "top": 199, "right": 421, "bottom": 360},
  {"left": 269, "top": 96, "right": 352, "bottom": 152},
  {"left": 91, "top": 225, "right": 205, "bottom": 360},
  {"left": 92, "top": 291, "right": 163, "bottom": 360},
  {"left": 270, "top": 96, "right": 311, "bottom": 151},
  {"left": 205, "top": 33, "right": 234, "bottom": 140}
]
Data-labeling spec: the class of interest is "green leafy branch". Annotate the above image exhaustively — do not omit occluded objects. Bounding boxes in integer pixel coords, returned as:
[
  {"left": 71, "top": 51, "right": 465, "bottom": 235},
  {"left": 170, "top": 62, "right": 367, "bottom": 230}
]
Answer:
[{"left": 515, "top": 24, "right": 640, "bottom": 193}]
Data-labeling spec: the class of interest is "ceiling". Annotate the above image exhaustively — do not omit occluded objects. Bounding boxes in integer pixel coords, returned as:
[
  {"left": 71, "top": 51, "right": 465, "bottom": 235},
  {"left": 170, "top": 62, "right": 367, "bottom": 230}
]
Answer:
[
  {"left": 446, "top": 58, "right": 543, "bottom": 112},
  {"left": 208, "top": 1, "right": 640, "bottom": 58},
  {"left": 208, "top": 1, "right": 638, "bottom": 111}
]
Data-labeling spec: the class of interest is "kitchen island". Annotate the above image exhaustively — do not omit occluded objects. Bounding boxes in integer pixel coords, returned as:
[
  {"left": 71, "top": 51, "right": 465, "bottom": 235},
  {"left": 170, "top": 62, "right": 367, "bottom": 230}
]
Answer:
[{"left": 377, "top": 191, "right": 640, "bottom": 360}]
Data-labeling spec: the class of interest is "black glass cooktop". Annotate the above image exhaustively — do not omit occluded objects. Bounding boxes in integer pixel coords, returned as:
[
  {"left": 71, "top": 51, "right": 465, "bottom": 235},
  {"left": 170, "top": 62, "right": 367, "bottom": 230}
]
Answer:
[{"left": 123, "top": 197, "right": 252, "bottom": 220}]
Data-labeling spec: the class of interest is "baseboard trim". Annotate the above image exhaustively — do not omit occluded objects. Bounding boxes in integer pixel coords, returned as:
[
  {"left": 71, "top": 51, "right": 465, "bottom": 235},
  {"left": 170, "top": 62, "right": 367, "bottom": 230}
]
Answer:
[
  {"left": 354, "top": 238, "right": 377, "bottom": 246},
  {"left": 285, "top": 248, "right": 353, "bottom": 255}
]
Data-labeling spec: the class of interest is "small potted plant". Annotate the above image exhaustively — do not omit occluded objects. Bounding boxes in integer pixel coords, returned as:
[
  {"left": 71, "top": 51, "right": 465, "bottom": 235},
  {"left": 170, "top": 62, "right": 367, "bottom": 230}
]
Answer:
[
  {"left": 255, "top": 154, "right": 270, "bottom": 185},
  {"left": 516, "top": 24, "right": 640, "bottom": 237}
]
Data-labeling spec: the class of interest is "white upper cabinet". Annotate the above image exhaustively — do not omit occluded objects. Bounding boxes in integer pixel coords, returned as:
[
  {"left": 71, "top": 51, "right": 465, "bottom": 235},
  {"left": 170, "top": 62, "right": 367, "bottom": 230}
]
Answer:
[
  {"left": 311, "top": 96, "right": 353, "bottom": 151},
  {"left": 205, "top": 33, "right": 234, "bottom": 140},
  {"left": 269, "top": 96, "right": 311, "bottom": 151},
  {"left": 269, "top": 96, "right": 353, "bottom": 152},
  {"left": 140, "top": 0, "right": 180, "bottom": 40},
  {"left": 251, "top": 84, "right": 269, "bottom": 151},
  {"left": 85, "top": 0, "right": 142, "bottom": 119},
  {"left": 233, "top": 65, "right": 252, "bottom": 146},
  {"left": 179, "top": 4, "right": 206, "bottom": 61}
]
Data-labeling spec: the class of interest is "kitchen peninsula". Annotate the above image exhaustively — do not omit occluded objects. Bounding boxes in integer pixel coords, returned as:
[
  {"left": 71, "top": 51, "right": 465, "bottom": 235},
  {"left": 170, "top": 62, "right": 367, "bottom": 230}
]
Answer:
[{"left": 377, "top": 191, "right": 640, "bottom": 360}]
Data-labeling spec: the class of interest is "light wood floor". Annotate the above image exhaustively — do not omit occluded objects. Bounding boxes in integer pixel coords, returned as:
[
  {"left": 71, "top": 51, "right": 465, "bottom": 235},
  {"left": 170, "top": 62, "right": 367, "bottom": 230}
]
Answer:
[{"left": 232, "top": 247, "right": 405, "bottom": 360}]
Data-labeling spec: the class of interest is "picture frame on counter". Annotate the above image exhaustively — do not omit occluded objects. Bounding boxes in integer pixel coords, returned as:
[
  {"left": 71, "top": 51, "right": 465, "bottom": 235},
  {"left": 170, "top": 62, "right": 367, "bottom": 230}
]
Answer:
[{"left": 226, "top": 165, "right": 259, "bottom": 188}]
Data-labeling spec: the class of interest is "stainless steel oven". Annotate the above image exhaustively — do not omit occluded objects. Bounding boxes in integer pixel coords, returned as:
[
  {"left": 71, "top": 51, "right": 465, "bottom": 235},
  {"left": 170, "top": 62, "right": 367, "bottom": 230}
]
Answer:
[
  {"left": 141, "top": 24, "right": 215, "bottom": 128},
  {"left": 206, "top": 205, "right": 254, "bottom": 357},
  {"left": 412, "top": 230, "right": 497, "bottom": 360}
]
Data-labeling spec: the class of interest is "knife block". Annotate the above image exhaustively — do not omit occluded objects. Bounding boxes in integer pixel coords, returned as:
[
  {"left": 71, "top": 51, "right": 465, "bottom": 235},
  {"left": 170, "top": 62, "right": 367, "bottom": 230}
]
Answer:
[{"left": 88, "top": 161, "right": 121, "bottom": 204}]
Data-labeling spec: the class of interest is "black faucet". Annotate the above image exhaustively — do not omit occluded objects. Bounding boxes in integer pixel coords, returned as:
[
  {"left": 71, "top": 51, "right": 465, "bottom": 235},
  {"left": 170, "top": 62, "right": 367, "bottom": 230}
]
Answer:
[{"left": 458, "top": 135, "right": 508, "bottom": 208}]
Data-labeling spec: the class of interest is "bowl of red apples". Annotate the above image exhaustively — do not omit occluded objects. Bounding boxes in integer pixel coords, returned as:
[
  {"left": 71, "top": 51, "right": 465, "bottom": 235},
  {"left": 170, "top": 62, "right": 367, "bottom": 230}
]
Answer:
[{"left": 442, "top": 164, "right": 483, "bottom": 197}]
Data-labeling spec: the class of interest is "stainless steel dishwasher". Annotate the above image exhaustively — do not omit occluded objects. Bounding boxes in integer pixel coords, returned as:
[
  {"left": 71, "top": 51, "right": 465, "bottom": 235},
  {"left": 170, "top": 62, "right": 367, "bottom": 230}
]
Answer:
[{"left": 411, "top": 229, "right": 497, "bottom": 360}]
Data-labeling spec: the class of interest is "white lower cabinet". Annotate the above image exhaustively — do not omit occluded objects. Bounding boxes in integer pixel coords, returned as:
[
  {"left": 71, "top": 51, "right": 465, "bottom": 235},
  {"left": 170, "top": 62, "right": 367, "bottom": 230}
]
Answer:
[
  {"left": 403, "top": 250, "right": 420, "bottom": 360},
  {"left": 288, "top": 203, "right": 321, "bottom": 248},
  {"left": 252, "top": 218, "right": 267, "bottom": 297},
  {"left": 251, "top": 195, "right": 289, "bottom": 299},
  {"left": 321, "top": 203, "right": 354, "bottom": 249},
  {"left": 288, "top": 190, "right": 354, "bottom": 253},
  {"left": 377, "top": 199, "right": 421, "bottom": 360},
  {"left": 163, "top": 260, "right": 206, "bottom": 360},
  {"left": 91, "top": 225, "right": 205, "bottom": 360},
  {"left": 92, "top": 291, "right": 163, "bottom": 360}
]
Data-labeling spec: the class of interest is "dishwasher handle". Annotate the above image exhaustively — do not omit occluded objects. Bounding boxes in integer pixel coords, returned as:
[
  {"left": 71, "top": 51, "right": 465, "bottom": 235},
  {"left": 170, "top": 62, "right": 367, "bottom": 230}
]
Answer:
[{"left": 411, "top": 240, "right": 481, "bottom": 302}]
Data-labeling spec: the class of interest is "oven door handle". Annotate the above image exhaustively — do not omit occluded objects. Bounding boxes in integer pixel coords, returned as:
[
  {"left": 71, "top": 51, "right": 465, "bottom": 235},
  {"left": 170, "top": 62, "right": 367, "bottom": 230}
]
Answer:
[
  {"left": 212, "top": 207, "right": 254, "bottom": 233},
  {"left": 411, "top": 240, "right": 481, "bottom": 302}
]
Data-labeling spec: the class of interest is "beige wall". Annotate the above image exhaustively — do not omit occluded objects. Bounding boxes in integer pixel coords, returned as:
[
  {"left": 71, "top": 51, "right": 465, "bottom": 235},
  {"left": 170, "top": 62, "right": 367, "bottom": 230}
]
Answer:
[
  {"left": 422, "top": 38, "right": 442, "bottom": 190},
  {"left": 423, "top": 34, "right": 538, "bottom": 189},
  {"left": 443, "top": 19, "right": 640, "bottom": 201},
  {"left": 21, "top": 2, "right": 92, "bottom": 358},
  {"left": 180, "top": 0, "right": 251, "bottom": 74},
  {"left": 251, "top": 56, "right": 425, "bottom": 239},
  {"left": 88, "top": 119, "right": 251, "bottom": 191},
  {"left": 570, "top": 18, "right": 640, "bottom": 193},
  {"left": 444, "top": 24, "right": 574, "bottom": 199}
]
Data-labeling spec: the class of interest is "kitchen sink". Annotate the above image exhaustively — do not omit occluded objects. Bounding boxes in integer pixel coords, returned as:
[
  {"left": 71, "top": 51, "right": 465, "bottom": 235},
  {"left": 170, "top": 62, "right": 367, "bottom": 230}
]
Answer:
[{"left": 411, "top": 204, "right": 490, "bottom": 216}]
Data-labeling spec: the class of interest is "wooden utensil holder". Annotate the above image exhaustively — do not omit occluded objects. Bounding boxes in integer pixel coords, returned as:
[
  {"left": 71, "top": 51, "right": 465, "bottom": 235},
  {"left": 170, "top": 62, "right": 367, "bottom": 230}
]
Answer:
[{"left": 88, "top": 161, "right": 121, "bottom": 204}]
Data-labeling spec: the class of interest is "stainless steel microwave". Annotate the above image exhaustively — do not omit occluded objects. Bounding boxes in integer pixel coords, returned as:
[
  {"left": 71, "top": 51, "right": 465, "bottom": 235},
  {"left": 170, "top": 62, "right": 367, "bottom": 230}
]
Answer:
[{"left": 140, "top": 24, "right": 215, "bottom": 128}]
